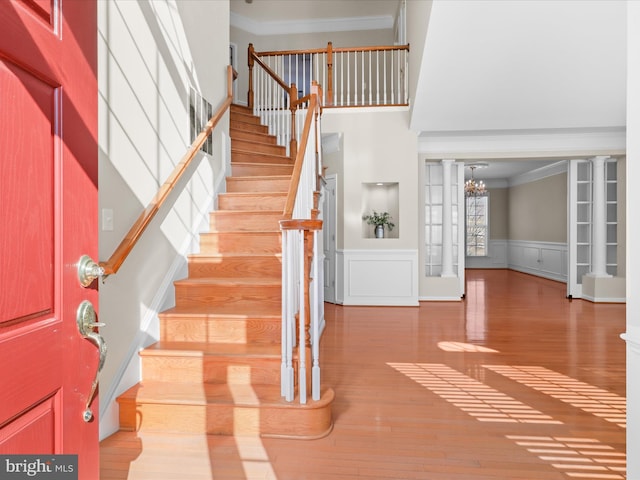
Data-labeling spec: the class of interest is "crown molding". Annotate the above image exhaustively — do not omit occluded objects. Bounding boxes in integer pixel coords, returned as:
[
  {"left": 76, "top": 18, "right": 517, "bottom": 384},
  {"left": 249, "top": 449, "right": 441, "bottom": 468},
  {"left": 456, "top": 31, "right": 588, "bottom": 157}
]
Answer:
[
  {"left": 231, "top": 11, "right": 393, "bottom": 35},
  {"left": 418, "top": 127, "right": 626, "bottom": 160}
]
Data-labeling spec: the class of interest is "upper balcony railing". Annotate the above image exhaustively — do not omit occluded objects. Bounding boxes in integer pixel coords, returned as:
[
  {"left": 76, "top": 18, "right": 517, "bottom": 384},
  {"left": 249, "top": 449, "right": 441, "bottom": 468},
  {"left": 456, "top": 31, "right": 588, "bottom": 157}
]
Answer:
[{"left": 249, "top": 42, "right": 409, "bottom": 110}]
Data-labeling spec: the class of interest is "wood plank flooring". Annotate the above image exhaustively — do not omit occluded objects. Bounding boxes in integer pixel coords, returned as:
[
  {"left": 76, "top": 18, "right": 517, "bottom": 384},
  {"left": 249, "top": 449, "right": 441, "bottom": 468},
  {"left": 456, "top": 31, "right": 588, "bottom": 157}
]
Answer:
[{"left": 100, "top": 269, "right": 627, "bottom": 479}]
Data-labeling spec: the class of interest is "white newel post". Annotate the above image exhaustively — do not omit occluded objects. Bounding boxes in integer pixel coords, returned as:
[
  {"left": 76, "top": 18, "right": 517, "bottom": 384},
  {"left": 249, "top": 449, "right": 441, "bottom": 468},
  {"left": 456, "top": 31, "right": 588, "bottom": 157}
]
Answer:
[
  {"left": 589, "top": 156, "right": 611, "bottom": 278},
  {"left": 441, "top": 159, "right": 455, "bottom": 277}
]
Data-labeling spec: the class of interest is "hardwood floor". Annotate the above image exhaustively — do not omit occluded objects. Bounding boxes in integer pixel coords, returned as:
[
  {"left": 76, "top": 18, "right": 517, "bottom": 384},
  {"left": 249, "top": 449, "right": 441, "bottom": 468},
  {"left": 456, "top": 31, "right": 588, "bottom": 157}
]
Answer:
[{"left": 100, "top": 269, "right": 627, "bottom": 479}]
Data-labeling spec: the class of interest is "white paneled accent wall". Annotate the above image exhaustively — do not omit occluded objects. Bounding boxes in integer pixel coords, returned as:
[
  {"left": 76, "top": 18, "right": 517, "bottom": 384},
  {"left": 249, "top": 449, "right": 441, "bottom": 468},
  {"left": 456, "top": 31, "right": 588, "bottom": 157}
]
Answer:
[
  {"left": 508, "top": 240, "right": 567, "bottom": 282},
  {"left": 337, "top": 250, "right": 419, "bottom": 306}
]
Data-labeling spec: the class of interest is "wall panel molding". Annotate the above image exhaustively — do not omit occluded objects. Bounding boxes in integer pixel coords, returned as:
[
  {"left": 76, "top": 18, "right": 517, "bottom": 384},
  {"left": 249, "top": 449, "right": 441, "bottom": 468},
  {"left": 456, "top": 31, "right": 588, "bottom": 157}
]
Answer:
[{"left": 338, "top": 249, "right": 418, "bottom": 306}]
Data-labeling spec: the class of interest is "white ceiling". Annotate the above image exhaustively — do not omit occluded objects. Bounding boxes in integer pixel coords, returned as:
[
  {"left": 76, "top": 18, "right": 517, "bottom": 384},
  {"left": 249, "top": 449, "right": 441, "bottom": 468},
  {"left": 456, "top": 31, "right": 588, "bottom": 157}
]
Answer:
[
  {"left": 412, "top": 0, "right": 626, "bottom": 133},
  {"left": 230, "top": 0, "right": 626, "bottom": 181},
  {"left": 230, "top": 0, "right": 399, "bottom": 23}
]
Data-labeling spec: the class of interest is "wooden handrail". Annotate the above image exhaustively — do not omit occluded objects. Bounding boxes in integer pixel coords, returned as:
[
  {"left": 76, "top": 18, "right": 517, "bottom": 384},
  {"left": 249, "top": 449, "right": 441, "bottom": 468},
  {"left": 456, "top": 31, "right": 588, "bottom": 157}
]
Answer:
[
  {"left": 255, "top": 44, "right": 409, "bottom": 57},
  {"left": 280, "top": 219, "right": 323, "bottom": 231},
  {"left": 283, "top": 92, "right": 318, "bottom": 218},
  {"left": 251, "top": 50, "right": 289, "bottom": 91},
  {"left": 100, "top": 66, "right": 235, "bottom": 276}
]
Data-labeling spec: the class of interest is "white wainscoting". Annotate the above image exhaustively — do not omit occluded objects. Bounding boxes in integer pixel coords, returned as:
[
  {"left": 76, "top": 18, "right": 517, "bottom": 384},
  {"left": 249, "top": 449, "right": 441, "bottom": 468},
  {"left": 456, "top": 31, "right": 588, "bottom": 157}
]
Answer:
[
  {"left": 465, "top": 239, "right": 508, "bottom": 269},
  {"left": 336, "top": 249, "right": 419, "bottom": 306},
  {"left": 508, "top": 240, "right": 567, "bottom": 282}
]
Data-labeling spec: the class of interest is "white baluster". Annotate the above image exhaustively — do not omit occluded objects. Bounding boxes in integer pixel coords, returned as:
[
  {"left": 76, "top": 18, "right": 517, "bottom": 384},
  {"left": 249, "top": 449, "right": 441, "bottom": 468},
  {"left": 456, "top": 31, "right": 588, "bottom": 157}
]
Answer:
[
  {"left": 368, "top": 50, "right": 372, "bottom": 105},
  {"left": 340, "top": 52, "right": 344, "bottom": 106},
  {"left": 375, "top": 50, "right": 380, "bottom": 105},
  {"left": 312, "top": 229, "right": 321, "bottom": 401},
  {"left": 298, "top": 230, "right": 307, "bottom": 404},
  {"left": 361, "top": 50, "right": 365, "bottom": 105}
]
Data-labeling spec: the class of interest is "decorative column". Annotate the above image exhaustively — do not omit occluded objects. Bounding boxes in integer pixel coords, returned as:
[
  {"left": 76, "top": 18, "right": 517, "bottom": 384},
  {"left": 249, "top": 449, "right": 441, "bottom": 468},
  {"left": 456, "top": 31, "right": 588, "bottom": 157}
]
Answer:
[
  {"left": 589, "top": 155, "right": 611, "bottom": 278},
  {"left": 441, "top": 159, "right": 456, "bottom": 277}
]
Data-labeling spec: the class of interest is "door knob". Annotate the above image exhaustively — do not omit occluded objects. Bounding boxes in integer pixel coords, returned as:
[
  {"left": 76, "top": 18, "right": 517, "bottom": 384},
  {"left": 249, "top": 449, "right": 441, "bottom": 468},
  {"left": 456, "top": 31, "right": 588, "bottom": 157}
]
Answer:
[{"left": 78, "top": 255, "right": 104, "bottom": 287}]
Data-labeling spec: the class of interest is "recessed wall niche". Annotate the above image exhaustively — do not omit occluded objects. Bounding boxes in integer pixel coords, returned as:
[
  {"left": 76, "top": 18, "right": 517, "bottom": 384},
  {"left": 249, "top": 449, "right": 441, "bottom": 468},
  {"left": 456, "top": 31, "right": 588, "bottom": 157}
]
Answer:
[{"left": 361, "top": 182, "right": 399, "bottom": 239}]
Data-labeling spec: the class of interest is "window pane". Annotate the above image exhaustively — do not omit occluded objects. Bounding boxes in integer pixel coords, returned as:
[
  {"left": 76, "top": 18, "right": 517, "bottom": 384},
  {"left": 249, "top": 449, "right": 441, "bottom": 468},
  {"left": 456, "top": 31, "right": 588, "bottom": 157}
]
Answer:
[
  {"left": 466, "top": 195, "right": 488, "bottom": 257},
  {"left": 577, "top": 183, "right": 591, "bottom": 202},
  {"left": 431, "top": 166, "right": 443, "bottom": 183},
  {"left": 431, "top": 186, "right": 443, "bottom": 204},
  {"left": 432, "top": 225, "right": 442, "bottom": 244},
  {"left": 428, "top": 245, "right": 442, "bottom": 264},
  {"left": 577, "top": 203, "right": 590, "bottom": 222},
  {"left": 607, "top": 224, "right": 617, "bottom": 243},
  {"left": 577, "top": 162, "right": 591, "bottom": 181},
  {"left": 577, "top": 244, "right": 590, "bottom": 264},
  {"left": 577, "top": 224, "right": 590, "bottom": 243},
  {"left": 431, "top": 206, "right": 442, "bottom": 224}
]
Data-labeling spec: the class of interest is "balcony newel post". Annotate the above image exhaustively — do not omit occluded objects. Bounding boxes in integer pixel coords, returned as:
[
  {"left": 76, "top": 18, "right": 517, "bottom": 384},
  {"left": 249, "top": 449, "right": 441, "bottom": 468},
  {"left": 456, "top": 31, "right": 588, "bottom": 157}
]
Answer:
[
  {"left": 247, "top": 43, "right": 254, "bottom": 110},
  {"left": 326, "top": 41, "right": 333, "bottom": 105},
  {"left": 289, "top": 83, "right": 298, "bottom": 160}
]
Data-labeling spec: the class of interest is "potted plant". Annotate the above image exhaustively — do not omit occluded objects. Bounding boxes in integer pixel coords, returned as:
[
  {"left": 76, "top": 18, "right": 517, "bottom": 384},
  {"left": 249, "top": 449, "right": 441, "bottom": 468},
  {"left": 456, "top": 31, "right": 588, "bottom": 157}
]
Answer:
[{"left": 362, "top": 210, "right": 395, "bottom": 238}]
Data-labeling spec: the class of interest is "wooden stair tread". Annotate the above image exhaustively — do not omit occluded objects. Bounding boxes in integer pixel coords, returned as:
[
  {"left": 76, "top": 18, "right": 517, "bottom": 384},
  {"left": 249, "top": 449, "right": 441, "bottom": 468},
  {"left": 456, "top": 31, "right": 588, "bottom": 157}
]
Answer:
[
  {"left": 160, "top": 305, "right": 280, "bottom": 318},
  {"left": 219, "top": 191, "right": 287, "bottom": 197},
  {"left": 188, "top": 252, "right": 282, "bottom": 259},
  {"left": 231, "top": 149, "right": 292, "bottom": 161},
  {"left": 141, "top": 341, "right": 281, "bottom": 358},
  {"left": 120, "top": 381, "right": 334, "bottom": 409},
  {"left": 174, "top": 277, "right": 281, "bottom": 286},
  {"left": 229, "top": 175, "right": 291, "bottom": 181},
  {"left": 230, "top": 128, "right": 276, "bottom": 140},
  {"left": 211, "top": 210, "right": 283, "bottom": 215},
  {"left": 230, "top": 161, "right": 293, "bottom": 166}
]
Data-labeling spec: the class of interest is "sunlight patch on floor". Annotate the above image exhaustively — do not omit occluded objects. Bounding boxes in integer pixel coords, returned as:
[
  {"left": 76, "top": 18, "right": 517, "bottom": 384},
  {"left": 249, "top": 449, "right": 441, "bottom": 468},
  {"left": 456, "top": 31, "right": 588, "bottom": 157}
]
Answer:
[
  {"left": 437, "top": 341, "right": 499, "bottom": 353},
  {"left": 484, "top": 365, "right": 627, "bottom": 428},
  {"left": 228, "top": 368, "right": 278, "bottom": 479},
  {"left": 233, "top": 436, "right": 278, "bottom": 480},
  {"left": 507, "top": 435, "right": 626, "bottom": 479},
  {"left": 388, "top": 363, "right": 561, "bottom": 424}
]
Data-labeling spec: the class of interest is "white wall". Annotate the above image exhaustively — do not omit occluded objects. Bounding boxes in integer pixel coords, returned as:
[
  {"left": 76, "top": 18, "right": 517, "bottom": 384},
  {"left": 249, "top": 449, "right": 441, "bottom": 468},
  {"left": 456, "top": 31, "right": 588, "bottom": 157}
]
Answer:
[
  {"left": 323, "top": 108, "right": 420, "bottom": 305},
  {"left": 406, "top": 0, "right": 432, "bottom": 129},
  {"left": 97, "top": 0, "right": 230, "bottom": 439},
  {"left": 626, "top": 1, "right": 639, "bottom": 476}
]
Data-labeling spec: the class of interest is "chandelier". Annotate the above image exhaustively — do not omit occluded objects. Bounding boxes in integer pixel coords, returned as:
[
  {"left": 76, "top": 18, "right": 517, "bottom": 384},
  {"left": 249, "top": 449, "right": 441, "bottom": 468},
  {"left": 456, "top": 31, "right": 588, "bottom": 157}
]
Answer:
[{"left": 465, "top": 165, "right": 487, "bottom": 197}]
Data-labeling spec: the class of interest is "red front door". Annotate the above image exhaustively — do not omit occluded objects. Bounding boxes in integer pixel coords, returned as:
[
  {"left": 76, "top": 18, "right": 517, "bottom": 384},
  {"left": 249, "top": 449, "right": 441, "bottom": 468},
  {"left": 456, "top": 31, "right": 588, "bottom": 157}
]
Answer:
[{"left": 0, "top": 0, "right": 99, "bottom": 477}]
